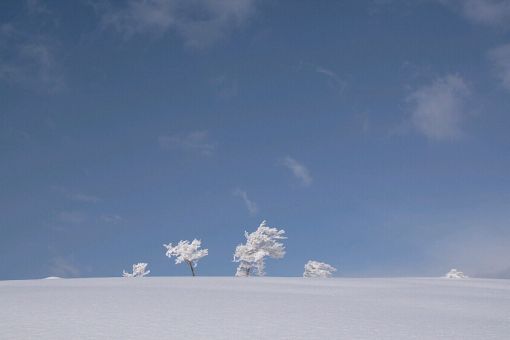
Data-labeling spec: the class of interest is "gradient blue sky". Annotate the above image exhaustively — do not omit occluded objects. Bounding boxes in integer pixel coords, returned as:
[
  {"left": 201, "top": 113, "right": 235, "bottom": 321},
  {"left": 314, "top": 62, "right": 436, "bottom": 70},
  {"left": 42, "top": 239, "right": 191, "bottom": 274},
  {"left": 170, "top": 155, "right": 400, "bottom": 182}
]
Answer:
[{"left": 1, "top": 0, "right": 510, "bottom": 280}]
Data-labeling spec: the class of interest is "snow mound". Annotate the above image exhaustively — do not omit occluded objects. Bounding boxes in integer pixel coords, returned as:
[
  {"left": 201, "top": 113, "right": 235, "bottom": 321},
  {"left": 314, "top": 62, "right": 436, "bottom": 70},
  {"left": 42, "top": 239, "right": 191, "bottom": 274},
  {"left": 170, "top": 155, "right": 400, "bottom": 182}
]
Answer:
[{"left": 1, "top": 277, "right": 509, "bottom": 339}]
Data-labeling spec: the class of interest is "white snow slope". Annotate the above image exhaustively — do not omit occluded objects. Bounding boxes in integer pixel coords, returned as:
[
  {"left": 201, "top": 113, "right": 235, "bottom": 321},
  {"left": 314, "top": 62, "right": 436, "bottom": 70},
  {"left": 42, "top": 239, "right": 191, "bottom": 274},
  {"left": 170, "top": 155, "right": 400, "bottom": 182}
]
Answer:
[{"left": 1, "top": 277, "right": 510, "bottom": 339}]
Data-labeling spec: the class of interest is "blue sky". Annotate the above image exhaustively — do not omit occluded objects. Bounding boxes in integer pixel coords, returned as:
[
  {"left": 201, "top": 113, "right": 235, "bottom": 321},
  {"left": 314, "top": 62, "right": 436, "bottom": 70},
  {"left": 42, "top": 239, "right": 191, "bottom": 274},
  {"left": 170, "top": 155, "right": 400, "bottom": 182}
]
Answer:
[{"left": 1, "top": 0, "right": 510, "bottom": 280}]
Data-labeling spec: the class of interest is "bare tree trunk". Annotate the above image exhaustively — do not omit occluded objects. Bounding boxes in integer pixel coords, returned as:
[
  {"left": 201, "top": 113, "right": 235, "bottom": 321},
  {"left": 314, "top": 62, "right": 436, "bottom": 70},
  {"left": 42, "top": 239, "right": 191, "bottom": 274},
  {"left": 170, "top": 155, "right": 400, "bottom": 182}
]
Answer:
[
  {"left": 187, "top": 261, "right": 195, "bottom": 276},
  {"left": 246, "top": 267, "right": 250, "bottom": 276}
]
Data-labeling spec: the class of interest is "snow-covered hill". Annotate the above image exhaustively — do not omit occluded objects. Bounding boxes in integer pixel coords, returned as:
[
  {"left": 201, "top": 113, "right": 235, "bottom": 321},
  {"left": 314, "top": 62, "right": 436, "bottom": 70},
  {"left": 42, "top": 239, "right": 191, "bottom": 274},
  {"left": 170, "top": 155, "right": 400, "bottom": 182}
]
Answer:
[{"left": 1, "top": 277, "right": 509, "bottom": 339}]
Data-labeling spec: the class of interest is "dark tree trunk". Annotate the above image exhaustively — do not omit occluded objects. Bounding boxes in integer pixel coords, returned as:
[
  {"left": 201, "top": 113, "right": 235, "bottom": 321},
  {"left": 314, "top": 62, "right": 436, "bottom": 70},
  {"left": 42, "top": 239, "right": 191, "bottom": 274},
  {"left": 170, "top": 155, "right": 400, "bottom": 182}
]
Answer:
[{"left": 187, "top": 261, "right": 195, "bottom": 276}]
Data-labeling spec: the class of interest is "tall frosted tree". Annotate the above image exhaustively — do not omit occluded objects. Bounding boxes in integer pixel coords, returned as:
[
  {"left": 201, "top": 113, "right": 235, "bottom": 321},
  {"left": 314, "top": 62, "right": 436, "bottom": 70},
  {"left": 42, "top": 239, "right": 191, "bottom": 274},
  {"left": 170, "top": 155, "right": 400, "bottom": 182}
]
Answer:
[
  {"left": 303, "top": 260, "right": 336, "bottom": 278},
  {"left": 164, "top": 239, "right": 208, "bottom": 276},
  {"left": 123, "top": 262, "right": 150, "bottom": 278},
  {"left": 233, "top": 220, "right": 286, "bottom": 276}
]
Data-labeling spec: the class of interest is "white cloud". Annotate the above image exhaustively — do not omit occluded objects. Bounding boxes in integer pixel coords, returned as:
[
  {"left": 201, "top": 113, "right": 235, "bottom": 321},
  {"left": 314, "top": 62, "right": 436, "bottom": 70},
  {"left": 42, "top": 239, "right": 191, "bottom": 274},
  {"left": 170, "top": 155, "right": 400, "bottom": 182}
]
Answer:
[
  {"left": 427, "top": 226, "right": 510, "bottom": 278},
  {"left": 0, "top": 25, "right": 64, "bottom": 93},
  {"left": 49, "top": 256, "right": 80, "bottom": 278},
  {"left": 0, "top": 23, "right": 15, "bottom": 37},
  {"left": 297, "top": 62, "right": 347, "bottom": 94},
  {"left": 57, "top": 211, "right": 86, "bottom": 224},
  {"left": 282, "top": 156, "right": 312, "bottom": 186},
  {"left": 233, "top": 189, "right": 258, "bottom": 215},
  {"left": 159, "top": 131, "right": 215, "bottom": 156},
  {"left": 315, "top": 66, "right": 347, "bottom": 93},
  {"left": 26, "top": 0, "right": 51, "bottom": 16},
  {"left": 101, "top": 214, "right": 123, "bottom": 224},
  {"left": 488, "top": 43, "right": 510, "bottom": 91},
  {"left": 376, "top": 1, "right": 510, "bottom": 28},
  {"left": 438, "top": 0, "right": 510, "bottom": 28},
  {"left": 100, "top": 0, "right": 258, "bottom": 48},
  {"left": 51, "top": 186, "right": 101, "bottom": 203},
  {"left": 70, "top": 193, "right": 101, "bottom": 203},
  {"left": 407, "top": 74, "right": 470, "bottom": 141},
  {"left": 210, "top": 74, "right": 238, "bottom": 99}
]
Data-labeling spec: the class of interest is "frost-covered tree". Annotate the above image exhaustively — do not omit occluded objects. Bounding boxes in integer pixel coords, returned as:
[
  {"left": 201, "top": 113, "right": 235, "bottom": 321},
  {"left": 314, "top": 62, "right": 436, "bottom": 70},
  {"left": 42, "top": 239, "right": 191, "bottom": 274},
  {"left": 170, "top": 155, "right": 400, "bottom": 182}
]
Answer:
[
  {"left": 303, "top": 260, "right": 337, "bottom": 278},
  {"left": 163, "top": 239, "right": 208, "bottom": 276},
  {"left": 445, "top": 268, "right": 468, "bottom": 279},
  {"left": 123, "top": 262, "right": 150, "bottom": 278},
  {"left": 233, "top": 220, "right": 286, "bottom": 277}
]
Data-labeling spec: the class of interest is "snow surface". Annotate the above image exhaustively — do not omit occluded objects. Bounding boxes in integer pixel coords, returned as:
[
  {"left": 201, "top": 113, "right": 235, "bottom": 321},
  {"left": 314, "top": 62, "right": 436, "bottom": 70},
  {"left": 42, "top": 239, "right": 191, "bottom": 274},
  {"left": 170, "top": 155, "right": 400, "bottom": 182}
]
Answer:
[{"left": 1, "top": 277, "right": 510, "bottom": 339}]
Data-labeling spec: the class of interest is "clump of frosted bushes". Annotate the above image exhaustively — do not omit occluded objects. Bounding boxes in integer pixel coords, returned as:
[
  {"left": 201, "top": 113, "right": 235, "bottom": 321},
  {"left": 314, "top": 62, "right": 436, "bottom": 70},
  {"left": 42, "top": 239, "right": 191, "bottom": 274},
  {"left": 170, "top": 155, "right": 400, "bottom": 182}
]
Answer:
[
  {"left": 121, "top": 219, "right": 469, "bottom": 279},
  {"left": 123, "top": 220, "right": 337, "bottom": 278}
]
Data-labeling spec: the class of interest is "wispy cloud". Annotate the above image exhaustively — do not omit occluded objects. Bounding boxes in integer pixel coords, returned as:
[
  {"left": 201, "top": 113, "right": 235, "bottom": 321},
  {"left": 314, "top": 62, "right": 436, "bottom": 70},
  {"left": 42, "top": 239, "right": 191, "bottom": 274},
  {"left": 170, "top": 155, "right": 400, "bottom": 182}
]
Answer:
[
  {"left": 233, "top": 188, "right": 258, "bottom": 215},
  {"left": 51, "top": 186, "right": 101, "bottom": 203},
  {"left": 315, "top": 66, "right": 347, "bottom": 93},
  {"left": 282, "top": 156, "right": 312, "bottom": 186},
  {"left": 297, "top": 62, "right": 347, "bottom": 94},
  {"left": 26, "top": 0, "right": 52, "bottom": 16},
  {"left": 210, "top": 74, "right": 238, "bottom": 99},
  {"left": 0, "top": 126, "right": 31, "bottom": 144},
  {"left": 427, "top": 225, "right": 510, "bottom": 278},
  {"left": 375, "top": 1, "right": 510, "bottom": 28},
  {"left": 438, "top": 0, "right": 510, "bottom": 28},
  {"left": 488, "top": 43, "right": 510, "bottom": 91},
  {"left": 407, "top": 74, "right": 471, "bottom": 141},
  {"left": 99, "top": 0, "right": 258, "bottom": 48},
  {"left": 70, "top": 193, "right": 101, "bottom": 203},
  {"left": 0, "top": 23, "right": 65, "bottom": 93},
  {"left": 48, "top": 256, "right": 80, "bottom": 278},
  {"left": 159, "top": 131, "right": 216, "bottom": 156},
  {"left": 57, "top": 211, "right": 86, "bottom": 225},
  {"left": 101, "top": 214, "right": 123, "bottom": 224}
]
